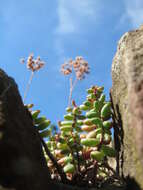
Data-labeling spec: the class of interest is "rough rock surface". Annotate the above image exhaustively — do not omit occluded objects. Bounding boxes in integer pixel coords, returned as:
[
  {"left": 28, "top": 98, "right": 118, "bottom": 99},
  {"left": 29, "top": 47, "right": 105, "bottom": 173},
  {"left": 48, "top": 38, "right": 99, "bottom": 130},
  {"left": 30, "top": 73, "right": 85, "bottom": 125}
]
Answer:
[
  {"left": 111, "top": 25, "right": 143, "bottom": 189},
  {"left": 0, "top": 69, "right": 50, "bottom": 190},
  {"left": 0, "top": 186, "right": 15, "bottom": 190}
]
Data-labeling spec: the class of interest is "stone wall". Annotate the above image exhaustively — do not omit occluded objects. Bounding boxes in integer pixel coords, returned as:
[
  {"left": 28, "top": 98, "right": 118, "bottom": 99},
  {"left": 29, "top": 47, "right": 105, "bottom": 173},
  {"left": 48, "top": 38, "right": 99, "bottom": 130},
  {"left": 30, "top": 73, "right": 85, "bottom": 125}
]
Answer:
[{"left": 111, "top": 25, "right": 143, "bottom": 189}]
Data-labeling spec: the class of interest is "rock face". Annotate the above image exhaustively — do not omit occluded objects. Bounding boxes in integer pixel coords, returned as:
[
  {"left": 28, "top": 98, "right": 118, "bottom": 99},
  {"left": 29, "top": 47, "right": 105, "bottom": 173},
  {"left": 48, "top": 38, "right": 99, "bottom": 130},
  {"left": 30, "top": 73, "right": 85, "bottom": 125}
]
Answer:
[
  {"left": 0, "top": 69, "right": 50, "bottom": 190},
  {"left": 0, "top": 186, "right": 15, "bottom": 190},
  {"left": 111, "top": 25, "right": 143, "bottom": 189}
]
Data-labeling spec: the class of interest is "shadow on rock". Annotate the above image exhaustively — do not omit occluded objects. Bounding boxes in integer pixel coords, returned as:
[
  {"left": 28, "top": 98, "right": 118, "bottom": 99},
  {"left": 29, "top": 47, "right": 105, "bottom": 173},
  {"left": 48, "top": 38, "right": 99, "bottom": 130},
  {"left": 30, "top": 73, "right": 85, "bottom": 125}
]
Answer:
[{"left": 125, "top": 176, "right": 141, "bottom": 190}]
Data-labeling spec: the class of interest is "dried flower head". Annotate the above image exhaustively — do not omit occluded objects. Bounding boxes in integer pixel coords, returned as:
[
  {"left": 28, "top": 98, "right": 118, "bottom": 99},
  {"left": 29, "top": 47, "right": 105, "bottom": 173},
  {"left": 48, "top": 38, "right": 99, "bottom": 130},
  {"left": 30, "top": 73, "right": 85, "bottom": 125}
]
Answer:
[
  {"left": 61, "top": 63, "right": 72, "bottom": 75},
  {"left": 61, "top": 56, "right": 90, "bottom": 106},
  {"left": 20, "top": 53, "right": 45, "bottom": 72},
  {"left": 61, "top": 56, "right": 90, "bottom": 80},
  {"left": 20, "top": 53, "right": 46, "bottom": 103}
]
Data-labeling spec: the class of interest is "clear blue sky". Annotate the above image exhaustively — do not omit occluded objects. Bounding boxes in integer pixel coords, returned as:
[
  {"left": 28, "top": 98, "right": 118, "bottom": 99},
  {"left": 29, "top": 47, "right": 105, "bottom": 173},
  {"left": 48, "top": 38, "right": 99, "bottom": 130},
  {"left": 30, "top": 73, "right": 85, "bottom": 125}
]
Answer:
[{"left": 0, "top": 0, "right": 143, "bottom": 124}]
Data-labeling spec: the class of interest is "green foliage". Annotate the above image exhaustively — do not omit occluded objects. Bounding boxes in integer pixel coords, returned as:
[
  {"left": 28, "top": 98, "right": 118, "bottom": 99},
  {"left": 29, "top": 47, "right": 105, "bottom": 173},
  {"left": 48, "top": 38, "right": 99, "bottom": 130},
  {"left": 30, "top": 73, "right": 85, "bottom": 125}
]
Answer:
[{"left": 30, "top": 85, "right": 116, "bottom": 186}]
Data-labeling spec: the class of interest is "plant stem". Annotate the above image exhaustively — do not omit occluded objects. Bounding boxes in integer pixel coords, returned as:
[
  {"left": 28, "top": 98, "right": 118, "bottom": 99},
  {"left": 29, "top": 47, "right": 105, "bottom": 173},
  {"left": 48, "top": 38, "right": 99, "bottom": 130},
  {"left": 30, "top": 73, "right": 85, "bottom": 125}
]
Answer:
[
  {"left": 68, "top": 78, "right": 78, "bottom": 107},
  {"left": 72, "top": 77, "right": 78, "bottom": 90},
  {"left": 38, "top": 133, "right": 68, "bottom": 184},
  {"left": 73, "top": 115, "right": 81, "bottom": 173},
  {"left": 24, "top": 71, "right": 34, "bottom": 103}
]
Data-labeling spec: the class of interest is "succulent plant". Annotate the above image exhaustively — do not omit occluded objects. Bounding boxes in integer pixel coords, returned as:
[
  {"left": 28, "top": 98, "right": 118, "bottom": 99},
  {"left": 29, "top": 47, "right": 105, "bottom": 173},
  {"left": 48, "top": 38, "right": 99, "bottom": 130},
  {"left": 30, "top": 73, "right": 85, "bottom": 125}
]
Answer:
[{"left": 29, "top": 85, "right": 116, "bottom": 187}]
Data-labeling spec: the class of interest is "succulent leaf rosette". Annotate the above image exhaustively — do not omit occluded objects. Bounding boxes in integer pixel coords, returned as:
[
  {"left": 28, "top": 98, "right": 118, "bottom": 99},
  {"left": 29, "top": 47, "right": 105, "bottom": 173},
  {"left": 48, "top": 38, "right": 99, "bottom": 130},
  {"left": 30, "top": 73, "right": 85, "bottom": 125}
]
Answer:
[{"left": 30, "top": 85, "right": 116, "bottom": 186}]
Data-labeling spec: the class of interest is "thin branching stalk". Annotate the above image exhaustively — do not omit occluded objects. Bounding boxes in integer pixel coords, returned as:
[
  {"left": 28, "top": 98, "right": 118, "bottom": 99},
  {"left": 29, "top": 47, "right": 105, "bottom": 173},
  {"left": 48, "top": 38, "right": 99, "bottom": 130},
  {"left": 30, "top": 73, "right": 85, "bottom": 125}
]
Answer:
[
  {"left": 38, "top": 132, "right": 68, "bottom": 184},
  {"left": 72, "top": 77, "right": 78, "bottom": 90},
  {"left": 73, "top": 114, "right": 81, "bottom": 173},
  {"left": 68, "top": 78, "right": 78, "bottom": 107},
  {"left": 68, "top": 78, "right": 73, "bottom": 107},
  {"left": 24, "top": 71, "right": 34, "bottom": 103},
  {"left": 61, "top": 56, "right": 89, "bottom": 106}
]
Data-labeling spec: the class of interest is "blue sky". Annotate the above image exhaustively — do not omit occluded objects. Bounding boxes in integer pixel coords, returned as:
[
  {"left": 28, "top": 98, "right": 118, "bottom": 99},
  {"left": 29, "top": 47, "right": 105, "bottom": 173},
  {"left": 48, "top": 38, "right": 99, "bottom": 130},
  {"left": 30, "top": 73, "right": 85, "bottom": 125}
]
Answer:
[{"left": 0, "top": 0, "right": 143, "bottom": 124}]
